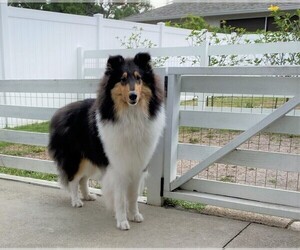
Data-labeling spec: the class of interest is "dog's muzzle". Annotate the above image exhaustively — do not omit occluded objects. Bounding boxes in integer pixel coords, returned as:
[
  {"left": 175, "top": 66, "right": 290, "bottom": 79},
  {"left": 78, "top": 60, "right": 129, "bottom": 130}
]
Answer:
[{"left": 129, "top": 91, "right": 138, "bottom": 105}]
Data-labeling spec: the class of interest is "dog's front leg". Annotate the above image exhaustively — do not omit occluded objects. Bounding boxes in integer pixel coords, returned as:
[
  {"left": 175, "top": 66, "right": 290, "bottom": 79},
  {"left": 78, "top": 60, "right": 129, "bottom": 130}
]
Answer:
[
  {"left": 114, "top": 183, "right": 130, "bottom": 230},
  {"left": 127, "top": 177, "right": 144, "bottom": 223}
]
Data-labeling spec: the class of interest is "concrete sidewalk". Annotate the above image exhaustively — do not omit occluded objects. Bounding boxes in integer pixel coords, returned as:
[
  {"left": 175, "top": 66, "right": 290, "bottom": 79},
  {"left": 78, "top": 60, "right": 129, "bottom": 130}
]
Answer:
[{"left": 1, "top": 178, "right": 299, "bottom": 248}]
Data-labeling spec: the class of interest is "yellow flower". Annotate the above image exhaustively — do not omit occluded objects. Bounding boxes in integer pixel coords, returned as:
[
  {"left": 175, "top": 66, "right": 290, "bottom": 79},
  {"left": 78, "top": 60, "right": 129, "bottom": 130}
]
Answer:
[{"left": 268, "top": 5, "right": 280, "bottom": 12}]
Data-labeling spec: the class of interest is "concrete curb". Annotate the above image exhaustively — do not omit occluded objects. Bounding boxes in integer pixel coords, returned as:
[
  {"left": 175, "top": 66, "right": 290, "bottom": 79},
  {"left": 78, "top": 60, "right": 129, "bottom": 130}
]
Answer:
[
  {"left": 289, "top": 221, "right": 300, "bottom": 231},
  {"left": 200, "top": 205, "right": 292, "bottom": 228}
]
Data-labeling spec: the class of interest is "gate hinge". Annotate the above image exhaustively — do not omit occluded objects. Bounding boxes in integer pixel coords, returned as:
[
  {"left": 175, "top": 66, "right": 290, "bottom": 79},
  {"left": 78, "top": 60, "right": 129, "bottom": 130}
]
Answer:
[
  {"left": 160, "top": 177, "right": 164, "bottom": 197},
  {"left": 164, "top": 76, "right": 168, "bottom": 98}
]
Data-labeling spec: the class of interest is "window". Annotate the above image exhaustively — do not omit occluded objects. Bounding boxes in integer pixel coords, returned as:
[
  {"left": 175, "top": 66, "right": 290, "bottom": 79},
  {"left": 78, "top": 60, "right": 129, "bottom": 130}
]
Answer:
[{"left": 222, "top": 17, "right": 265, "bottom": 32}]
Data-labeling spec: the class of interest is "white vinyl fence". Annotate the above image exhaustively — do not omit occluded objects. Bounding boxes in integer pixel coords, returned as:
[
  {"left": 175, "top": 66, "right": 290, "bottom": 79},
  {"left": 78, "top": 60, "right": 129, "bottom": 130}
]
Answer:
[
  {"left": 2, "top": 3, "right": 298, "bottom": 81},
  {"left": 0, "top": 65, "right": 300, "bottom": 220},
  {"left": 1, "top": 41, "right": 299, "bottom": 128},
  {"left": 78, "top": 41, "right": 300, "bottom": 112},
  {"left": 78, "top": 41, "right": 300, "bottom": 79},
  {"left": 0, "top": 3, "right": 190, "bottom": 80}
]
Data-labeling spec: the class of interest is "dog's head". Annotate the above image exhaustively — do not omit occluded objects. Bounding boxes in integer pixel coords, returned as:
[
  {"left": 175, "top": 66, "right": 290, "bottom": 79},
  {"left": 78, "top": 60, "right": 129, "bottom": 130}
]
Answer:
[{"left": 105, "top": 53, "right": 153, "bottom": 107}]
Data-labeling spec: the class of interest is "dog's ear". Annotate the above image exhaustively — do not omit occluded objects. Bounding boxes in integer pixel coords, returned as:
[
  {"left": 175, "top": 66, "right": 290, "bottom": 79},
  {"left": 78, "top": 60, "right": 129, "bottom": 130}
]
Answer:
[
  {"left": 106, "top": 55, "right": 124, "bottom": 72},
  {"left": 134, "top": 53, "right": 151, "bottom": 71}
]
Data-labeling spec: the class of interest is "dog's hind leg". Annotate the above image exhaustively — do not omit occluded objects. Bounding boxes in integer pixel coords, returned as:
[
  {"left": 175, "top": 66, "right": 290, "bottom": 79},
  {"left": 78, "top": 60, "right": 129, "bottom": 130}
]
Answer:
[
  {"left": 79, "top": 176, "right": 97, "bottom": 201},
  {"left": 69, "top": 177, "right": 83, "bottom": 207}
]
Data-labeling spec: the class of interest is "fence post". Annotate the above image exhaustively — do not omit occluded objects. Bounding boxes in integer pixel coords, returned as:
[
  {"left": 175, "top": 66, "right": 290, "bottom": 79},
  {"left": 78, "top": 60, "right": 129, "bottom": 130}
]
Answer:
[
  {"left": 200, "top": 39, "right": 209, "bottom": 67},
  {"left": 146, "top": 68, "right": 167, "bottom": 206},
  {"left": 77, "top": 47, "right": 84, "bottom": 79},
  {"left": 76, "top": 46, "right": 85, "bottom": 100},
  {"left": 163, "top": 73, "right": 181, "bottom": 193},
  {"left": 0, "top": 0, "right": 9, "bottom": 79},
  {"left": 94, "top": 13, "right": 104, "bottom": 50},
  {"left": 0, "top": 1, "right": 9, "bottom": 128},
  {"left": 94, "top": 14, "right": 104, "bottom": 75},
  {"left": 157, "top": 22, "right": 165, "bottom": 47}
]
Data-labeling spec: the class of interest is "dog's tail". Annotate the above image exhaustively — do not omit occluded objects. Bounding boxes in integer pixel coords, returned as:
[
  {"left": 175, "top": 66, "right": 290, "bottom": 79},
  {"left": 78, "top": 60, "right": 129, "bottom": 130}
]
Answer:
[
  {"left": 57, "top": 167, "right": 69, "bottom": 190},
  {"left": 48, "top": 148, "right": 70, "bottom": 190}
]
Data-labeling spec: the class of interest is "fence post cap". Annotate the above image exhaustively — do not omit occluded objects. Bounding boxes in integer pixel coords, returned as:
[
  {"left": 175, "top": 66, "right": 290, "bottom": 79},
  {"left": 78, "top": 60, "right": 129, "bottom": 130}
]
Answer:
[
  {"left": 157, "top": 22, "right": 165, "bottom": 26},
  {"left": 94, "top": 13, "right": 104, "bottom": 18}
]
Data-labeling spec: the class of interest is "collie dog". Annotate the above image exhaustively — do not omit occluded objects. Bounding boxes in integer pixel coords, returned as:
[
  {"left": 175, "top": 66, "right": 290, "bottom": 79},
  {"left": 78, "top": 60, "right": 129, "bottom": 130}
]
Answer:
[{"left": 48, "top": 53, "right": 165, "bottom": 230}]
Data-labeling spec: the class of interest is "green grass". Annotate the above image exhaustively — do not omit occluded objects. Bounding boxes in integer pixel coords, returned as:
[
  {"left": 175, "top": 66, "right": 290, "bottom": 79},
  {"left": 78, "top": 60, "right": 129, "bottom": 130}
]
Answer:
[
  {"left": 180, "top": 99, "right": 198, "bottom": 106},
  {"left": 7, "top": 121, "right": 49, "bottom": 133},
  {"left": 0, "top": 166, "right": 57, "bottom": 181},
  {"left": 219, "top": 176, "right": 235, "bottom": 183},
  {"left": 0, "top": 122, "right": 50, "bottom": 181},
  {"left": 269, "top": 179, "right": 277, "bottom": 185},
  {"left": 0, "top": 141, "right": 12, "bottom": 148},
  {"left": 189, "top": 138, "right": 200, "bottom": 144},
  {"left": 179, "top": 126, "right": 200, "bottom": 134},
  {"left": 0, "top": 141, "right": 46, "bottom": 157},
  {"left": 206, "top": 96, "right": 289, "bottom": 109},
  {"left": 0, "top": 122, "right": 48, "bottom": 156},
  {"left": 164, "top": 198, "right": 206, "bottom": 212},
  {"left": 180, "top": 96, "right": 293, "bottom": 109}
]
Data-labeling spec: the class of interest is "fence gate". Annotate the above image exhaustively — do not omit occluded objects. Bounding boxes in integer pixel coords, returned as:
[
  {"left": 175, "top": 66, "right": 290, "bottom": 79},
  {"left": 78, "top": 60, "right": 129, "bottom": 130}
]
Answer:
[{"left": 161, "top": 66, "right": 300, "bottom": 219}]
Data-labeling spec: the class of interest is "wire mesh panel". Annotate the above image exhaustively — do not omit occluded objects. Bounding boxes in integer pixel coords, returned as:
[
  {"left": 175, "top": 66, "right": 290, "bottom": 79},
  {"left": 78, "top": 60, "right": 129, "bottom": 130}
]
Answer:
[
  {"left": 177, "top": 91, "right": 300, "bottom": 192},
  {"left": 0, "top": 80, "right": 99, "bottom": 169},
  {"left": 0, "top": 91, "right": 97, "bottom": 129}
]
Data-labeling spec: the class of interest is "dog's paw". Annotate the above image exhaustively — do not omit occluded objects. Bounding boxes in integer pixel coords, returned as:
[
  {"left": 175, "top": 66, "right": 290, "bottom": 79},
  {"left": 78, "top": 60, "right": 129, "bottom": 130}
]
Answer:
[
  {"left": 129, "top": 213, "right": 144, "bottom": 223},
  {"left": 117, "top": 220, "right": 130, "bottom": 230},
  {"left": 72, "top": 199, "right": 84, "bottom": 208},
  {"left": 83, "top": 194, "right": 97, "bottom": 201}
]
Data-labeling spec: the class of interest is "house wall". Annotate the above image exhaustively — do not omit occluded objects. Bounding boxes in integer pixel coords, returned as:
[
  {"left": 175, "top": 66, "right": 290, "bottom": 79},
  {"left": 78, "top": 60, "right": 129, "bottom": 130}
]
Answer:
[{"left": 203, "top": 16, "right": 220, "bottom": 27}]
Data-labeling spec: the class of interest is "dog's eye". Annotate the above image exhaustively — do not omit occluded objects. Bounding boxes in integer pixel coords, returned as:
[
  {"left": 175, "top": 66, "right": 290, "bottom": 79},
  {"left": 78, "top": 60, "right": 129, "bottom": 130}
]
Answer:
[
  {"left": 133, "top": 71, "right": 141, "bottom": 81},
  {"left": 120, "top": 72, "right": 128, "bottom": 83}
]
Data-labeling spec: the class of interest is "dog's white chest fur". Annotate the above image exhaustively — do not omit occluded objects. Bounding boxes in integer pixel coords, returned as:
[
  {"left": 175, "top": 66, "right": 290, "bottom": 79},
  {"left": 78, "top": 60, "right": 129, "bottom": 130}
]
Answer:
[{"left": 96, "top": 107, "right": 165, "bottom": 174}]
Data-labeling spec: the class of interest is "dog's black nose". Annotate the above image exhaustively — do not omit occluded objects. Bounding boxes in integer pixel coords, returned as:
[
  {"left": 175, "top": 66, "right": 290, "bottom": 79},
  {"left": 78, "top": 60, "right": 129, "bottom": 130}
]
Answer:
[{"left": 129, "top": 93, "right": 137, "bottom": 101}]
